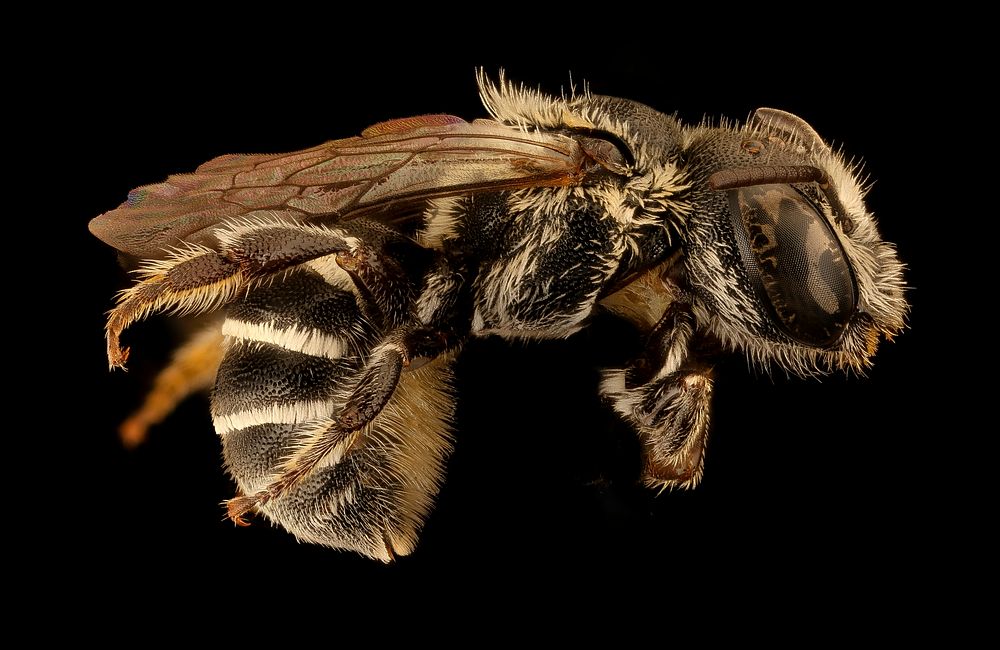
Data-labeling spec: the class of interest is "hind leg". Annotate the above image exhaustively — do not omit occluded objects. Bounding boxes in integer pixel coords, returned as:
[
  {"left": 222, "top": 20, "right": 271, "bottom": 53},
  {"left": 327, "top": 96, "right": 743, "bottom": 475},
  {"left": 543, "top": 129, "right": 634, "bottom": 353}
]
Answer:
[{"left": 119, "top": 325, "right": 224, "bottom": 448}]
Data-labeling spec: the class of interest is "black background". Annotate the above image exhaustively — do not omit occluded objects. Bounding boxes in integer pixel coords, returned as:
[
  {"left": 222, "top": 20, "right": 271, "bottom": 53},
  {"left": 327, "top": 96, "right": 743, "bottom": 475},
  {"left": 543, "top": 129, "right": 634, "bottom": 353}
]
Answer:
[{"left": 51, "top": 44, "right": 955, "bottom": 606}]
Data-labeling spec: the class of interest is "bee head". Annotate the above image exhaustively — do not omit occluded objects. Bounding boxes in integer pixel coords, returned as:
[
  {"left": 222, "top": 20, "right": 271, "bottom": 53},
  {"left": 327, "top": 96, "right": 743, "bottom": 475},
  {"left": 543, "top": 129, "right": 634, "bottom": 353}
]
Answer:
[{"left": 683, "top": 109, "right": 907, "bottom": 375}]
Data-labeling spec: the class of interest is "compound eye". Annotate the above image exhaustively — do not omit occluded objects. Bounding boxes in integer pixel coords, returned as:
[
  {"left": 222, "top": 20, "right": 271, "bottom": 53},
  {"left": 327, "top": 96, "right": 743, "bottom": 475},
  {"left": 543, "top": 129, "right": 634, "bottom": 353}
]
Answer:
[{"left": 727, "top": 184, "right": 857, "bottom": 347}]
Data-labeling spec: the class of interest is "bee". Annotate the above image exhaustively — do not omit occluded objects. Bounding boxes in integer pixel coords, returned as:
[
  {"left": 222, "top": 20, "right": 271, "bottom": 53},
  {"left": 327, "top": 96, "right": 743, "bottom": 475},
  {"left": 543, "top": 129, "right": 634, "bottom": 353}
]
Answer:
[{"left": 91, "top": 72, "right": 907, "bottom": 562}]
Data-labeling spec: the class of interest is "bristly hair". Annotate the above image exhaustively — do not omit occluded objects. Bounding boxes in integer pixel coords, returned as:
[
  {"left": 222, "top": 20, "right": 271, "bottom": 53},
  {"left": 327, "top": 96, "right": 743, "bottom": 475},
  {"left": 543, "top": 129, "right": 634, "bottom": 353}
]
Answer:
[{"left": 477, "top": 68, "right": 594, "bottom": 132}]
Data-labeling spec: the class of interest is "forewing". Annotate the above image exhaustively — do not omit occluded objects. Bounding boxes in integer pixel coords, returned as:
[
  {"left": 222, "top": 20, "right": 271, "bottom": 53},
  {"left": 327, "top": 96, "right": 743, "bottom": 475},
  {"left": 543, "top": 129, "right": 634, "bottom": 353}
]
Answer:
[{"left": 90, "top": 115, "right": 587, "bottom": 258}]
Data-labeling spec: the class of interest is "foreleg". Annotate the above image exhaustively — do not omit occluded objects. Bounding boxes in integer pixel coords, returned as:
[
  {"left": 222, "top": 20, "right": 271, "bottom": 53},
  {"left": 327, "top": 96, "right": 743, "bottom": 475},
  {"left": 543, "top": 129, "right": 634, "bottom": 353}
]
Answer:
[{"left": 600, "top": 302, "right": 714, "bottom": 490}]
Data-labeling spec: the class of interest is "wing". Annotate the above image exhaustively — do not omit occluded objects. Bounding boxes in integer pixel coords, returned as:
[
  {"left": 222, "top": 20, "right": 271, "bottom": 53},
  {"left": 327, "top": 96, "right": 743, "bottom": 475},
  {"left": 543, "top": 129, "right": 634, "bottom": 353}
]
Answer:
[{"left": 89, "top": 115, "right": 588, "bottom": 258}]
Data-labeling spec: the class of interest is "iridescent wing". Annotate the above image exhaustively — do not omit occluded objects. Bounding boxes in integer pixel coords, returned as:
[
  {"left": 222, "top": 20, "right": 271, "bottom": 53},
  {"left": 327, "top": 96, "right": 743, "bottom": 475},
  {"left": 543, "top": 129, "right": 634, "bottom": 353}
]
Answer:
[{"left": 89, "top": 115, "right": 588, "bottom": 259}]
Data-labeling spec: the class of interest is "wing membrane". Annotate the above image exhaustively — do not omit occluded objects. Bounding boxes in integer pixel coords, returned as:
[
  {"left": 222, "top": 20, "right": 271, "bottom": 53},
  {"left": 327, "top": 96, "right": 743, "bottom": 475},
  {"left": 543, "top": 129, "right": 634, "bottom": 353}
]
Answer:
[{"left": 90, "top": 115, "right": 587, "bottom": 258}]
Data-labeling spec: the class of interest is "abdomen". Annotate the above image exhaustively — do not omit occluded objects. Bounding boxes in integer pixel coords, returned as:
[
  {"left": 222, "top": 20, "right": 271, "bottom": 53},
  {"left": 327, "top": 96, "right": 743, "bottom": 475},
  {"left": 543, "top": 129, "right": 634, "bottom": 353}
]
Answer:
[{"left": 212, "top": 262, "right": 455, "bottom": 561}]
